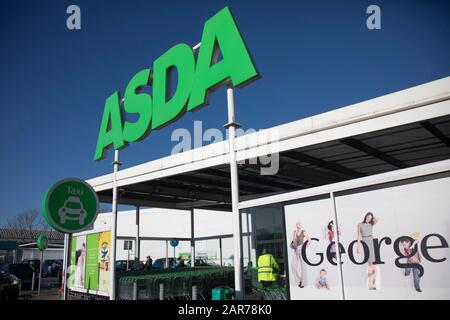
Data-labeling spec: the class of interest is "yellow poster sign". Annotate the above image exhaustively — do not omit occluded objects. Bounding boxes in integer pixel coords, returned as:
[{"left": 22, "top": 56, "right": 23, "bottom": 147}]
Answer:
[{"left": 98, "top": 231, "right": 111, "bottom": 293}]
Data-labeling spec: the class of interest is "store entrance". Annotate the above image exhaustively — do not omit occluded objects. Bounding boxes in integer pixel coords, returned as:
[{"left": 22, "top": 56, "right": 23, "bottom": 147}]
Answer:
[{"left": 244, "top": 203, "right": 287, "bottom": 299}]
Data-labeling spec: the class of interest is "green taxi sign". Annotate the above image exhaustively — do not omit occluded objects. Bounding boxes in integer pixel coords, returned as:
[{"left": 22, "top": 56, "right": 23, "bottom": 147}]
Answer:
[
  {"left": 36, "top": 234, "right": 48, "bottom": 251},
  {"left": 41, "top": 178, "right": 99, "bottom": 233}
]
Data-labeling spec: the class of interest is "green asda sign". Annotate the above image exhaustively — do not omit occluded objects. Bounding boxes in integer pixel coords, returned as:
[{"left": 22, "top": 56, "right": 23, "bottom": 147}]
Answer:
[
  {"left": 94, "top": 7, "right": 260, "bottom": 160},
  {"left": 42, "top": 178, "right": 99, "bottom": 233}
]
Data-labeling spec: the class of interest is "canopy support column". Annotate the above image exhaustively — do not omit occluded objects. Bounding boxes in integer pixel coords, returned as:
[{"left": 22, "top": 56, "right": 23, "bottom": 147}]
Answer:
[
  {"left": 135, "top": 206, "right": 140, "bottom": 269},
  {"left": 219, "top": 237, "right": 223, "bottom": 267},
  {"left": 165, "top": 240, "right": 169, "bottom": 268},
  {"left": 109, "top": 150, "right": 121, "bottom": 300},
  {"left": 225, "top": 86, "right": 244, "bottom": 300},
  {"left": 246, "top": 212, "right": 252, "bottom": 266},
  {"left": 190, "top": 209, "right": 195, "bottom": 267}
]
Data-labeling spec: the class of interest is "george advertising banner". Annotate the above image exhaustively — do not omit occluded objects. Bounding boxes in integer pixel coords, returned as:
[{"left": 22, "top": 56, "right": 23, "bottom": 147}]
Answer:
[
  {"left": 85, "top": 233, "right": 99, "bottom": 291},
  {"left": 69, "top": 231, "right": 110, "bottom": 295},
  {"left": 285, "top": 197, "right": 341, "bottom": 300},
  {"left": 98, "top": 231, "right": 111, "bottom": 293},
  {"left": 334, "top": 176, "right": 450, "bottom": 299},
  {"left": 285, "top": 176, "right": 450, "bottom": 300}
]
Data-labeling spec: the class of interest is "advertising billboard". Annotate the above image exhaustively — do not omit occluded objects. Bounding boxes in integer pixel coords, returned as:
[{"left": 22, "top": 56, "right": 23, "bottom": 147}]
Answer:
[
  {"left": 98, "top": 231, "right": 111, "bottom": 293},
  {"left": 69, "top": 231, "right": 110, "bottom": 295},
  {"left": 285, "top": 176, "right": 450, "bottom": 300},
  {"left": 285, "top": 196, "right": 341, "bottom": 300},
  {"left": 85, "top": 233, "right": 99, "bottom": 291}
]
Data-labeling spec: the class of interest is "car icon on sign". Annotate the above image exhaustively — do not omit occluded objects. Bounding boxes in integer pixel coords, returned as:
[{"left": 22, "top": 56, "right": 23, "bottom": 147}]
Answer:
[{"left": 58, "top": 196, "right": 86, "bottom": 225}]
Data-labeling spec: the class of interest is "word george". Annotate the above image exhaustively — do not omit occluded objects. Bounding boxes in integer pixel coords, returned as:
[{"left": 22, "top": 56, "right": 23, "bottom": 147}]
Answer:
[
  {"left": 94, "top": 7, "right": 260, "bottom": 160},
  {"left": 301, "top": 233, "right": 448, "bottom": 277}
]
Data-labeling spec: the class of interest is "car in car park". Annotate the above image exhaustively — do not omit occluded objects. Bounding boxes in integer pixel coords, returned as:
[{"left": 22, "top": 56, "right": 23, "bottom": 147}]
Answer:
[
  {"left": 1, "top": 263, "right": 38, "bottom": 290},
  {"left": 42, "top": 259, "right": 63, "bottom": 277},
  {"left": 184, "top": 258, "right": 218, "bottom": 267},
  {"left": 151, "top": 258, "right": 179, "bottom": 270},
  {"left": 115, "top": 260, "right": 135, "bottom": 272},
  {"left": 22, "top": 259, "right": 63, "bottom": 277},
  {"left": 150, "top": 257, "right": 217, "bottom": 269},
  {"left": 22, "top": 259, "right": 40, "bottom": 272},
  {"left": 0, "top": 269, "right": 20, "bottom": 300}
]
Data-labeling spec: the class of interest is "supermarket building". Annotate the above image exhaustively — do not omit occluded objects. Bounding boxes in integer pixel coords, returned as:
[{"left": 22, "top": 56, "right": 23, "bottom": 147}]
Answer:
[{"left": 72, "top": 76, "right": 450, "bottom": 300}]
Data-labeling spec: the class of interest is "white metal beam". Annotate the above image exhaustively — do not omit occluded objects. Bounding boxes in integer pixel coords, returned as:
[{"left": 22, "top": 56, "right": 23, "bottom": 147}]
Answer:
[{"left": 239, "top": 159, "right": 450, "bottom": 209}]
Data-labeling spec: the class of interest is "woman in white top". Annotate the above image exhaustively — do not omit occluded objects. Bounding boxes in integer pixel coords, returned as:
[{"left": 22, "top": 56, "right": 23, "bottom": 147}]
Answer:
[
  {"left": 357, "top": 212, "right": 379, "bottom": 290},
  {"left": 290, "top": 221, "right": 310, "bottom": 288}
]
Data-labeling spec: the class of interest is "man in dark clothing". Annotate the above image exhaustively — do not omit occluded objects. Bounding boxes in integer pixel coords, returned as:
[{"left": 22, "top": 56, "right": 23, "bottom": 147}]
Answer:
[{"left": 144, "top": 256, "right": 153, "bottom": 270}]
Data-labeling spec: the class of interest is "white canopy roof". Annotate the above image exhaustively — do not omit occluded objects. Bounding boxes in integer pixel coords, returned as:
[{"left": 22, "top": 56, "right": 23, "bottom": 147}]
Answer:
[{"left": 87, "top": 76, "right": 450, "bottom": 210}]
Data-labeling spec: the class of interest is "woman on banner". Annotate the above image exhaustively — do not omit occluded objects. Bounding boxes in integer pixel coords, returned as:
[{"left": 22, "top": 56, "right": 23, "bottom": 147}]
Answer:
[
  {"left": 75, "top": 243, "right": 86, "bottom": 287},
  {"left": 357, "top": 212, "right": 379, "bottom": 290},
  {"left": 290, "top": 221, "right": 310, "bottom": 288},
  {"left": 325, "top": 220, "right": 342, "bottom": 264}
]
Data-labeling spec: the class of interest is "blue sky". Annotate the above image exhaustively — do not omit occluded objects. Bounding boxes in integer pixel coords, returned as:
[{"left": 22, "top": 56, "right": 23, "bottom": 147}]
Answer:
[{"left": 0, "top": 0, "right": 449, "bottom": 225}]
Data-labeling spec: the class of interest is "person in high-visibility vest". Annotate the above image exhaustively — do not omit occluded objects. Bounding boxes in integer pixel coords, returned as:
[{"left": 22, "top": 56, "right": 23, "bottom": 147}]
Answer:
[{"left": 257, "top": 248, "right": 279, "bottom": 288}]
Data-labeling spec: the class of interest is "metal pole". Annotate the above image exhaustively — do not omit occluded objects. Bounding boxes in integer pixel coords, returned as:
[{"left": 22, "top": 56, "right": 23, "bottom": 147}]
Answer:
[
  {"left": 133, "top": 281, "right": 138, "bottom": 300},
  {"left": 219, "top": 238, "right": 223, "bottom": 267},
  {"left": 225, "top": 86, "right": 244, "bottom": 300},
  {"left": 330, "top": 192, "right": 345, "bottom": 300},
  {"left": 190, "top": 209, "right": 195, "bottom": 268},
  {"left": 127, "top": 246, "right": 130, "bottom": 271},
  {"left": 159, "top": 283, "right": 164, "bottom": 300},
  {"left": 135, "top": 206, "right": 140, "bottom": 270},
  {"left": 62, "top": 233, "right": 70, "bottom": 300},
  {"left": 38, "top": 249, "right": 43, "bottom": 296},
  {"left": 109, "top": 149, "right": 121, "bottom": 300},
  {"left": 165, "top": 240, "right": 169, "bottom": 269},
  {"left": 31, "top": 272, "right": 35, "bottom": 291},
  {"left": 192, "top": 285, "right": 198, "bottom": 300},
  {"left": 246, "top": 212, "right": 252, "bottom": 266}
]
